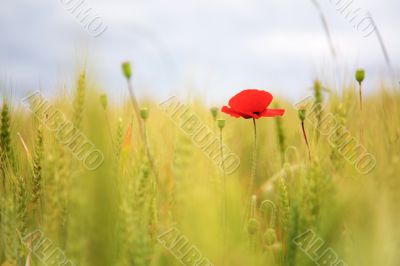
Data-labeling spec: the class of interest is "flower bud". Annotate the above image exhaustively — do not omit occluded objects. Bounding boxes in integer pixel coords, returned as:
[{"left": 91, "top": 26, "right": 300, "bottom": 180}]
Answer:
[
  {"left": 298, "top": 109, "right": 306, "bottom": 122},
  {"left": 355, "top": 69, "right": 365, "bottom": 83},
  {"left": 247, "top": 218, "right": 259, "bottom": 235},
  {"left": 263, "top": 228, "right": 277, "bottom": 245},
  {"left": 122, "top": 61, "right": 132, "bottom": 80},
  {"left": 140, "top": 107, "right": 149, "bottom": 120},
  {"left": 217, "top": 119, "right": 225, "bottom": 130},
  {"left": 210, "top": 107, "right": 218, "bottom": 119},
  {"left": 100, "top": 94, "right": 108, "bottom": 110}
]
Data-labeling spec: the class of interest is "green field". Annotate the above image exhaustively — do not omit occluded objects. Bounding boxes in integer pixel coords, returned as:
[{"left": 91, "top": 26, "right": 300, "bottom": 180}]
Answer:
[{"left": 0, "top": 70, "right": 399, "bottom": 266}]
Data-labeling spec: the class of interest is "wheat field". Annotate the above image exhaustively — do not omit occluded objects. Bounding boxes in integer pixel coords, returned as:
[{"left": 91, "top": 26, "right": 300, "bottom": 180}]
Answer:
[{"left": 0, "top": 69, "right": 399, "bottom": 266}]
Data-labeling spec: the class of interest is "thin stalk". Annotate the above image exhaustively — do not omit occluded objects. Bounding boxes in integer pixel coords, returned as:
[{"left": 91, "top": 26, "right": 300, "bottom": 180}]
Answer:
[
  {"left": 249, "top": 118, "right": 257, "bottom": 195},
  {"left": 242, "top": 119, "right": 258, "bottom": 230},
  {"left": 126, "top": 80, "right": 159, "bottom": 182},
  {"left": 368, "top": 12, "right": 395, "bottom": 80},
  {"left": 219, "top": 127, "right": 227, "bottom": 264},
  {"left": 142, "top": 116, "right": 159, "bottom": 184},
  {"left": 213, "top": 117, "right": 217, "bottom": 133},
  {"left": 103, "top": 109, "right": 115, "bottom": 150},
  {"left": 310, "top": 0, "right": 340, "bottom": 91},
  {"left": 301, "top": 121, "right": 311, "bottom": 161},
  {"left": 310, "top": 0, "right": 336, "bottom": 60},
  {"left": 358, "top": 82, "right": 364, "bottom": 141},
  {"left": 219, "top": 127, "right": 226, "bottom": 223},
  {"left": 126, "top": 79, "right": 144, "bottom": 140},
  {"left": 249, "top": 195, "right": 257, "bottom": 253},
  {"left": 358, "top": 82, "right": 363, "bottom": 111}
]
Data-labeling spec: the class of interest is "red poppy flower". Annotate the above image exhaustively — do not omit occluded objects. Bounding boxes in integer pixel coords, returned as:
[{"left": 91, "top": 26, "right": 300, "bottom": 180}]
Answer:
[{"left": 221, "top": 89, "right": 285, "bottom": 119}]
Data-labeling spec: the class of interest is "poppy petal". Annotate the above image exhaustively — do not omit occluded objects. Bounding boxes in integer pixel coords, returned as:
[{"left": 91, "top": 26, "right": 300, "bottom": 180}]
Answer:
[
  {"left": 222, "top": 106, "right": 257, "bottom": 119},
  {"left": 228, "top": 89, "right": 273, "bottom": 113},
  {"left": 260, "top": 108, "right": 285, "bottom": 117},
  {"left": 221, "top": 106, "right": 241, "bottom": 118}
]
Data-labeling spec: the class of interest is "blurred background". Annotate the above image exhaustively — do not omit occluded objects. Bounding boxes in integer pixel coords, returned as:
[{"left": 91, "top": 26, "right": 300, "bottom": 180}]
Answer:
[{"left": 0, "top": 0, "right": 399, "bottom": 103}]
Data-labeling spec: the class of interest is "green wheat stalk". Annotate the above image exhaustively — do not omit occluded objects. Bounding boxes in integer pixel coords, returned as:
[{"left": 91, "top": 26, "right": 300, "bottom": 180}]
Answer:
[
  {"left": 72, "top": 72, "right": 86, "bottom": 130},
  {"left": 274, "top": 103, "right": 286, "bottom": 165},
  {"left": 31, "top": 125, "right": 44, "bottom": 226}
]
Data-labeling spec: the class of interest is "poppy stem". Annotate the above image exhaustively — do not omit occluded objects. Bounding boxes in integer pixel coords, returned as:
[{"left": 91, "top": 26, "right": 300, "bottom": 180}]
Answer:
[
  {"left": 127, "top": 79, "right": 159, "bottom": 183},
  {"left": 126, "top": 79, "right": 144, "bottom": 140},
  {"left": 358, "top": 81, "right": 364, "bottom": 142},
  {"left": 219, "top": 126, "right": 227, "bottom": 262},
  {"left": 301, "top": 121, "right": 312, "bottom": 161},
  {"left": 249, "top": 118, "right": 257, "bottom": 196},
  {"left": 358, "top": 81, "right": 363, "bottom": 112},
  {"left": 242, "top": 119, "right": 257, "bottom": 231}
]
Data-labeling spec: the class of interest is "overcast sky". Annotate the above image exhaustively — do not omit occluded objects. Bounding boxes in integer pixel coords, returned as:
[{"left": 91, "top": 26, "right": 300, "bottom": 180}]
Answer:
[{"left": 0, "top": 0, "right": 399, "bottom": 104}]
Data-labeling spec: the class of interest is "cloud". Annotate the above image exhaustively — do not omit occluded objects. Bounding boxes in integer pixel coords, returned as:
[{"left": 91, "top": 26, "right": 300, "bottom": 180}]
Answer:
[{"left": 0, "top": 0, "right": 399, "bottom": 101}]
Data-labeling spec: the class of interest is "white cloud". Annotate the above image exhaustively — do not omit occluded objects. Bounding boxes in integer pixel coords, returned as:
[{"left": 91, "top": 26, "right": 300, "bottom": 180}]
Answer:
[{"left": 0, "top": 0, "right": 399, "bottom": 102}]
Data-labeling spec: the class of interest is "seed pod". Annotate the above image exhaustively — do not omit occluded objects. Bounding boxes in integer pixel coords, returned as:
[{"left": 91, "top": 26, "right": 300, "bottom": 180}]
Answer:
[
  {"left": 122, "top": 61, "right": 132, "bottom": 80},
  {"left": 140, "top": 108, "right": 149, "bottom": 120},
  {"left": 210, "top": 107, "right": 218, "bottom": 119},
  {"left": 263, "top": 228, "right": 277, "bottom": 245},
  {"left": 298, "top": 109, "right": 306, "bottom": 122},
  {"left": 355, "top": 69, "right": 365, "bottom": 83},
  {"left": 217, "top": 119, "right": 225, "bottom": 130},
  {"left": 247, "top": 218, "right": 259, "bottom": 235}
]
